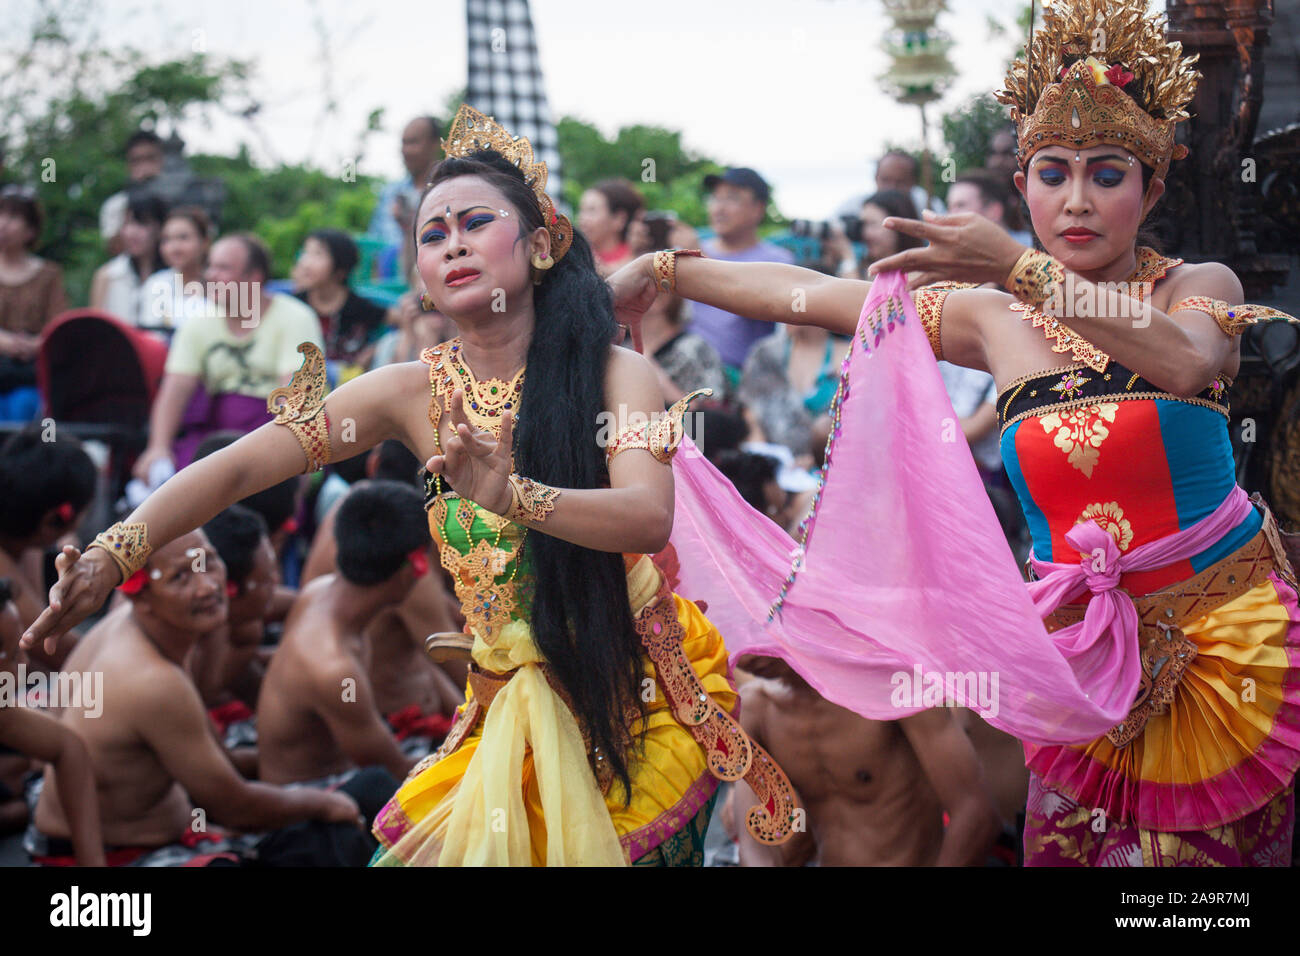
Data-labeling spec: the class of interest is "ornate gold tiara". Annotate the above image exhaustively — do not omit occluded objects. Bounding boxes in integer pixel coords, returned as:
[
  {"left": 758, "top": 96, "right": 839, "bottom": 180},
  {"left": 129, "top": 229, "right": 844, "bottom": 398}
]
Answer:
[
  {"left": 441, "top": 104, "right": 573, "bottom": 263},
  {"left": 994, "top": 0, "right": 1201, "bottom": 180}
]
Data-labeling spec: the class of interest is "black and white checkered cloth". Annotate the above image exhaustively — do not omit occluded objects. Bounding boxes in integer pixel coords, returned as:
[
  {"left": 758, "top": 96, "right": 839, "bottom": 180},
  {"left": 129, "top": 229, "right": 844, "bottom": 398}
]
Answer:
[{"left": 465, "top": 0, "right": 564, "bottom": 202}]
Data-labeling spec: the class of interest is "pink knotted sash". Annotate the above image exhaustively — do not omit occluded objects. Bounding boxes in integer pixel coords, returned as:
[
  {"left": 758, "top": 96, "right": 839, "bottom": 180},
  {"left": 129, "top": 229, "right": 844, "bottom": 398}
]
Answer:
[{"left": 1024, "top": 486, "right": 1254, "bottom": 719}]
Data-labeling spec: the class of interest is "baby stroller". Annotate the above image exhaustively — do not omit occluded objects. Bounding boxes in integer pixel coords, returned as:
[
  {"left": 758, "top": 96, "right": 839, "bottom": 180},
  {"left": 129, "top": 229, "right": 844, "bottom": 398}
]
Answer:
[{"left": 35, "top": 310, "right": 168, "bottom": 507}]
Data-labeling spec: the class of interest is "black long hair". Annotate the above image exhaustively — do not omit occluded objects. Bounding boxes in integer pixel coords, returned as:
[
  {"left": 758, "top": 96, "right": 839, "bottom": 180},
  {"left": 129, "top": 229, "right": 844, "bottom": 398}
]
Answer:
[{"left": 422, "top": 152, "right": 646, "bottom": 801}]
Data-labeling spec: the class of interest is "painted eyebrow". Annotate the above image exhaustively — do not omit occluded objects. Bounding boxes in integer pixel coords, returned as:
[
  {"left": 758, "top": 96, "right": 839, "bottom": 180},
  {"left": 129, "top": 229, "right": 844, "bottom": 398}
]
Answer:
[
  {"left": 1035, "top": 154, "right": 1130, "bottom": 166},
  {"left": 418, "top": 205, "right": 495, "bottom": 230}
]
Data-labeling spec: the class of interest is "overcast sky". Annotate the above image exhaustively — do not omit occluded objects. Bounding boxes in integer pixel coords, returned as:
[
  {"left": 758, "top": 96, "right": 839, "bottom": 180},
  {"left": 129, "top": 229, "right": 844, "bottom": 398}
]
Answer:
[{"left": 61, "top": 0, "right": 1074, "bottom": 217}]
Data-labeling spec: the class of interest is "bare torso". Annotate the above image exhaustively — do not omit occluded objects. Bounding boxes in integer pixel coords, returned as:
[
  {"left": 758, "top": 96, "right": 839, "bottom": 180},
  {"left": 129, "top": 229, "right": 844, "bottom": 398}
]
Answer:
[
  {"left": 35, "top": 604, "right": 194, "bottom": 847},
  {"left": 746, "top": 677, "right": 944, "bottom": 866},
  {"left": 366, "top": 573, "right": 463, "bottom": 716},
  {"left": 256, "top": 576, "right": 369, "bottom": 784}
]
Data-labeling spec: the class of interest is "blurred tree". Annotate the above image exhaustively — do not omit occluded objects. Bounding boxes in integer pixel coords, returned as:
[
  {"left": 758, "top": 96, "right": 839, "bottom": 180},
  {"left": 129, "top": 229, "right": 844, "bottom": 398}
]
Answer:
[{"left": 1, "top": 0, "right": 384, "bottom": 302}]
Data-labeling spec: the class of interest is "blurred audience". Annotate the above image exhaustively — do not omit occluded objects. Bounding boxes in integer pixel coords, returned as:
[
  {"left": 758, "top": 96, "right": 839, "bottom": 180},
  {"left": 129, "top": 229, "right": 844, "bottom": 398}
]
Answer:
[
  {"left": 99, "top": 130, "right": 166, "bottom": 257},
  {"left": 90, "top": 192, "right": 167, "bottom": 324},
  {"left": 946, "top": 169, "right": 1033, "bottom": 246},
  {"left": 692, "top": 167, "right": 794, "bottom": 377},
  {"left": 578, "top": 178, "right": 644, "bottom": 276},
  {"left": 739, "top": 324, "right": 848, "bottom": 462},
  {"left": 134, "top": 233, "right": 323, "bottom": 479},
  {"left": 141, "top": 205, "right": 214, "bottom": 331},
  {"left": 0, "top": 186, "right": 66, "bottom": 421},
  {"left": 291, "top": 228, "right": 387, "bottom": 374},
  {"left": 369, "top": 116, "right": 442, "bottom": 277}
]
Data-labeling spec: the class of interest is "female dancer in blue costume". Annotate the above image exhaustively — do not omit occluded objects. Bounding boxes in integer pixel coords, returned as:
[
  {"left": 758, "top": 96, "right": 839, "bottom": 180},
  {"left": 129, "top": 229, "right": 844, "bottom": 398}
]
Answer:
[{"left": 609, "top": 0, "right": 1299, "bottom": 865}]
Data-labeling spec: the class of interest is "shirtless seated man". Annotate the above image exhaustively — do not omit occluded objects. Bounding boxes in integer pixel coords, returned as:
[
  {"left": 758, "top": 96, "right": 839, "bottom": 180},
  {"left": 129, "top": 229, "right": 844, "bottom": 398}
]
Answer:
[
  {"left": 256, "top": 481, "right": 431, "bottom": 791},
  {"left": 0, "top": 579, "right": 104, "bottom": 864},
  {"left": 29, "top": 530, "right": 363, "bottom": 866},
  {"left": 190, "top": 504, "right": 280, "bottom": 710},
  {"left": 300, "top": 443, "right": 465, "bottom": 739},
  {"left": 725, "top": 656, "right": 1000, "bottom": 866},
  {"left": 0, "top": 427, "right": 97, "bottom": 671}
]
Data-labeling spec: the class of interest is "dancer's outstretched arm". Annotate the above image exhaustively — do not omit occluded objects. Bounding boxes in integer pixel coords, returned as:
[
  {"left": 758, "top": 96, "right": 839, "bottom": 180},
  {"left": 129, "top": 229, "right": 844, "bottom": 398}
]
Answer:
[
  {"left": 21, "top": 361, "right": 422, "bottom": 654},
  {"left": 607, "top": 253, "right": 872, "bottom": 338}
]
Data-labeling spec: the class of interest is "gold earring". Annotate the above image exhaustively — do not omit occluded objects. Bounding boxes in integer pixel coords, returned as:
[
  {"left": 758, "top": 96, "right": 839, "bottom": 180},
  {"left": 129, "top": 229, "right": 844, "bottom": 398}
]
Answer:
[
  {"left": 420, "top": 292, "right": 434, "bottom": 311},
  {"left": 530, "top": 252, "right": 553, "bottom": 286}
]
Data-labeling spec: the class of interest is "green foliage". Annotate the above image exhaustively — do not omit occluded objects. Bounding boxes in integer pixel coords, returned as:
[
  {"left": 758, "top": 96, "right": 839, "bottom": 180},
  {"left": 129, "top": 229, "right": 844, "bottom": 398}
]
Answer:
[
  {"left": 940, "top": 92, "right": 1013, "bottom": 177},
  {"left": 555, "top": 116, "right": 723, "bottom": 228},
  {"left": 189, "top": 153, "right": 379, "bottom": 275}
]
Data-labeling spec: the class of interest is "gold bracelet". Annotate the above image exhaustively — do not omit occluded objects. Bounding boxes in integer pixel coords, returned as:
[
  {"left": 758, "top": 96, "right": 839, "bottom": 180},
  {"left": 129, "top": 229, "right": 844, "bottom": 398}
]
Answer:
[
  {"left": 85, "top": 521, "right": 151, "bottom": 585},
  {"left": 651, "top": 249, "right": 704, "bottom": 293},
  {"left": 503, "top": 474, "right": 560, "bottom": 525},
  {"left": 1004, "top": 249, "right": 1065, "bottom": 309}
]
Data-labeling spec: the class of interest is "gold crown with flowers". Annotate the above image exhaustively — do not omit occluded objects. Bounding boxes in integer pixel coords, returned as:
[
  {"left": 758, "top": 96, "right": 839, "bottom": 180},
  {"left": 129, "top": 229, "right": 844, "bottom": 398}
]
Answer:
[
  {"left": 441, "top": 104, "right": 573, "bottom": 263},
  {"left": 994, "top": 0, "right": 1201, "bottom": 181}
]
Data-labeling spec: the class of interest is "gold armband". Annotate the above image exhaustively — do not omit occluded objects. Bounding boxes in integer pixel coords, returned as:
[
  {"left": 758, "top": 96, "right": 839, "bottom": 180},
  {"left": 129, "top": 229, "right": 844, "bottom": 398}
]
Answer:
[
  {"left": 651, "top": 248, "right": 704, "bottom": 292},
  {"left": 605, "top": 388, "right": 711, "bottom": 467},
  {"left": 268, "top": 342, "right": 332, "bottom": 474},
  {"left": 503, "top": 474, "right": 560, "bottom": 525},
  {"left": 86, "top": 521, "right": 151, "bottom": 585},
  {"left": 1168, "top": 296, "right": 1296, "bottom": 337},
  {"left": 911, "top": 282, "right": 976, "bottom": 361},
  {"left": 1004, "top": 249, "right": 1065, "bottom": 308}
]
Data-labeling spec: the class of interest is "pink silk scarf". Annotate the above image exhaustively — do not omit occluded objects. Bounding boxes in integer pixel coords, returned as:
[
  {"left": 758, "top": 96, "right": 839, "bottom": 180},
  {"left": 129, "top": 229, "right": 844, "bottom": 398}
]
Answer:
[{"left": 666, "top": 270, "right": 1140, "bottom": 745}]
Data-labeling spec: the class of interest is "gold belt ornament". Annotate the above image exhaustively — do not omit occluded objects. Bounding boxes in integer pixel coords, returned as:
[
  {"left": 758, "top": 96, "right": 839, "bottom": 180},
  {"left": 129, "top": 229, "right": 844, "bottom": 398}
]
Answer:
[{"left": 1046, "top": 504, "right": 1294, "bottom": 748}]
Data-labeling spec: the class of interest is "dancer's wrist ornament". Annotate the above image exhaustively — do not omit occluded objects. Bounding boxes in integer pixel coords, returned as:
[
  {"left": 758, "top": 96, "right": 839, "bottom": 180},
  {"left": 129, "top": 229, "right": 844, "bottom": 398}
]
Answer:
[
  {"left": 500, "top": 474, "right": 560, "bottom": 525},
  {"left": 652, "top": 249, "right": 705, "bottom": 293},
  {"left": 85, "top": 521, "right": 151, "bottom": 586},
  {"left": 1004, "top": 248, "right": 1066, "bottom": 309}
]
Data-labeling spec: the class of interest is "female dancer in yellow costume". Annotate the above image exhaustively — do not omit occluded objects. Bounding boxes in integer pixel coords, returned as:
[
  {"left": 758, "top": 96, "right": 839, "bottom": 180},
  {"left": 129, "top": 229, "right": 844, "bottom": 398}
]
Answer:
[{"left": 22, "top": 106, "right": 794, "bottom": 867}]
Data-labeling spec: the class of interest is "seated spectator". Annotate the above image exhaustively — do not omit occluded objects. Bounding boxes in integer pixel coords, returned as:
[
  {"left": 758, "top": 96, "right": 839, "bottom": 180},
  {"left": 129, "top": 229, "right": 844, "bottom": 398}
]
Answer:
[
  {"left": 578, "top": 178, "right": 643, "bottom": 276},
  {"left": 291, "top": 228, "right": 387, "bottom": 372},
  {"left": 300, "top": 445, "right": 464, "bottom": 742},
  {"left": 739, "top": 323, "right": 849, "bottom": 461},
  {"left": 368, "top": 116, "right": 442, "bottom": 277},
  {"left": 190, "top": 504, "right": 280, "bottom": 709},
  {"left": 628, "top": 210, "right": 700, "bottom": 258},
  {"left": 369, "top": 293, "right": 455, "bottom": 369},
  {"left": 29, "top": 530, "right": 368, "bottom": 867},
  {"left": 134, "top": 233, "right": 324, "bottom": 476},
  {"left": 692, "top": 168, "right": 795, "bottom": 375},
  {"left": 712, "top": 449, "right": 792, "bottom": 529},
  {"left": 99, "top": 129, "right": 165, "bottom": 257},
  {"left": 639, "top": 281, "right": 728, "bottom": 405},
  {"left": 256, "top": 482, "right": 428, "bottom": 785},
  {"left": 860, "top": 189, "right": 924, "bottom": 275},
  {"left": 0, "top": 186, "right": 67, "bottom": 422},
  {"left": 192, "top": 429, "right": 309, "bottom": 593},
  {"left": 90, "top": 193, "right": 167, "bottom": 325},
  {"left": 985, "top": 125, "right": 1020, "bottom": 184},
  {"left": 0, "top": 427, "right": 96, "bottom": 669},
  {"left": 141, "top": 205, "right": 214, "bottom": 331},
  {"left": 945, "top": 169, "right": 1033, "bottom": 247},
  {"left": 0, "top": 580, "right": 105, "bottom": 865}
]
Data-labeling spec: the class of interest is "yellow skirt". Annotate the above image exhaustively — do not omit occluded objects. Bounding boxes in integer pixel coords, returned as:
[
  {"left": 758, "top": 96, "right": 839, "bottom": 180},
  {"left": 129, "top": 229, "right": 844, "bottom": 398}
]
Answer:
[{"left": 371, "top": 594, "right": 737, "bottom": 865}]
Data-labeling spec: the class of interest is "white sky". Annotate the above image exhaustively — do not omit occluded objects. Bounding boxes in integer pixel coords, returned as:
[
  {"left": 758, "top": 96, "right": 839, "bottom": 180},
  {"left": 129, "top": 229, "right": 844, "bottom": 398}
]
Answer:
[{"left": 63, "top": 0, "right": 1060, "bottom": 218}]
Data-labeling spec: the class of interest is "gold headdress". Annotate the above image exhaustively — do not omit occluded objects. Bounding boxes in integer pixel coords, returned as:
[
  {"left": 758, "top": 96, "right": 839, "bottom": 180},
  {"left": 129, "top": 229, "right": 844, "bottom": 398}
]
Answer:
[
  {"left": 441, "top": 104, "right": 573, "bottom": 263},
  {"left": 994, "top": 0, "right": 1201, "bottom": 180}
]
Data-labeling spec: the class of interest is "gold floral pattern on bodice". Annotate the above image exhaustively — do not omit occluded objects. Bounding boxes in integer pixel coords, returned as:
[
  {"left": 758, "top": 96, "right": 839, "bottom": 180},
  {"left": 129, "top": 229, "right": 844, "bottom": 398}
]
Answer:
[
  {"left": 1075, "top": 501, "right": 1134, "bottom": 552},
  {"left": 1037, "top": 402, "right": 1119, "bottom": 477}
]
